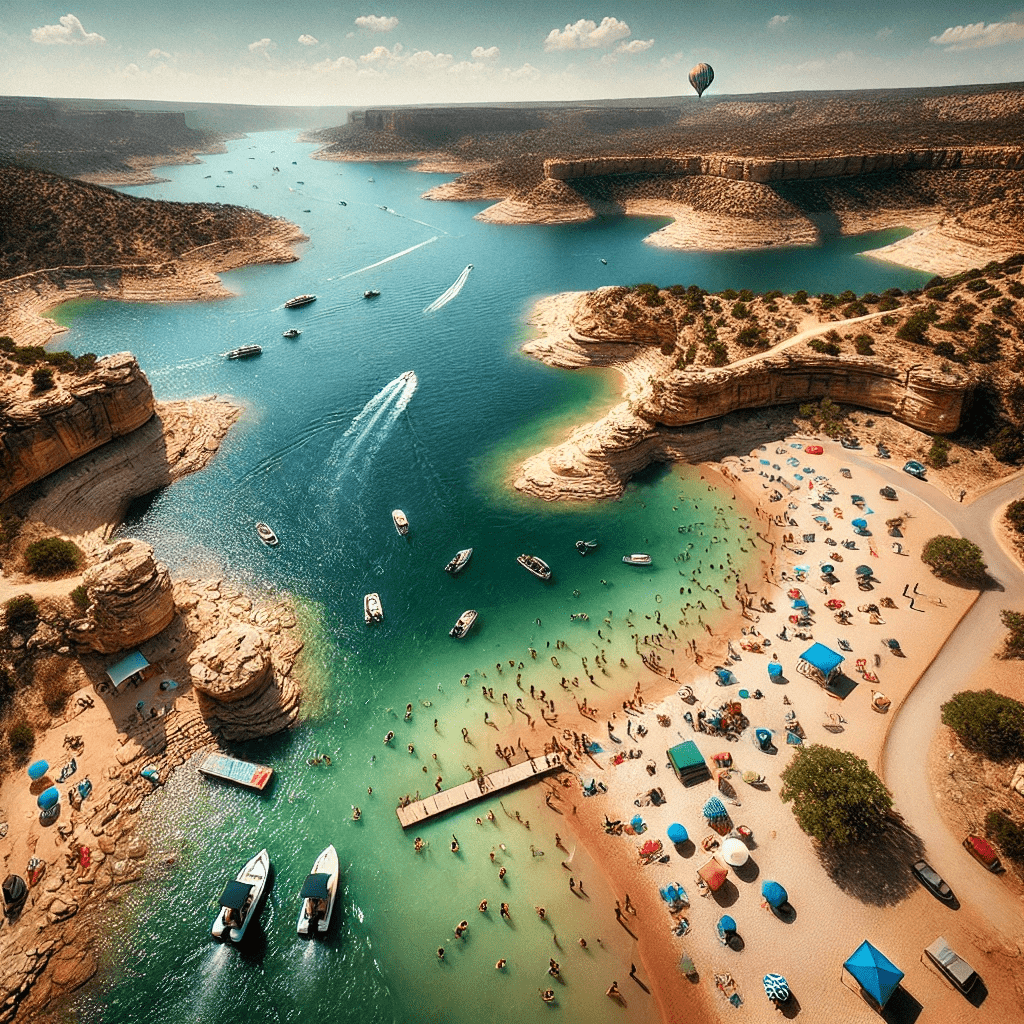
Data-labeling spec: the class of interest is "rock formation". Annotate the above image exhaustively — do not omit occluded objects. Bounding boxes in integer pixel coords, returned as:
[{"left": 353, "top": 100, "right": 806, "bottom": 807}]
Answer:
[{"left": 71, "top": 540, "right": 175, "bottom": 653}]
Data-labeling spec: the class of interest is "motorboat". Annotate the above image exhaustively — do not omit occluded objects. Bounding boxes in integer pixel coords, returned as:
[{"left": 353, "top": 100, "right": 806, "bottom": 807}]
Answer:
[
  {"left": 392, "top": 509, "right": 409, "bottom": 535},
  {"left": 364, "top": 289, "right": 381, "bottom": 299},
  {"left": 444, "top": 548, "right": 473, "bottom": 575},
  {"left": 449, "top": 609, "right": 478, "bottom": 638},
  {"left": 225, "top": 345, "right": 262, "bottom": 360},
  {"left": 284, "top": 294, "right": 316, "bottom": 309},
  {"left": 282, "top": 329, "right": 301, "bottom": 338},
  {"left": 364, "top": 593, "right": 384, "bottom": 624},
  {"left": 255, "top": 522, "right": 279, "bottom": 547},
  {"left": 623, "top": 553, "right": 652, "bottom": 566},
  {"left": 297, "top": 844, "right": 340, "bottom": 936},
  {"left": 211, "top": 848, "right": 270, "bottom": 942},
  {"left": 517, "top": 554, "right": 552, "bottom": 581},
  {"left": 575, "top": 539, "right": 598, "bottom": 556}
]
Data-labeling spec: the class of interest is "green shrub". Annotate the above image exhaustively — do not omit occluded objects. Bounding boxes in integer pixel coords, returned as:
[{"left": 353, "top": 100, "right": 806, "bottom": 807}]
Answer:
[
  {"left": 880, "top": 313, "right": 899, "bottom": 325},
  {"left": 707, "top": 341, "right": 729, "bottom": 366},
  {"left": 860, "top": 292, "right": 879, "bottom": 304},
  {"left": 44, "top": 350, "right": 76, "bottom": 370},
  {"left": 986, "top": 810, "right": 1024, "bottom": 862},
  {"left": 792, "top": 290, "right": 808, "bottom": 305},
  {"left": 31, "top": 367, "right": 55, "bottom": 391},
  {"left": 70, "top": 584, "right": 90, "bottom": 611},
  {"left": 990, "top": 426, "right": 1024, "bottom": 464},
  {"left": 0, "top": 512, "right": 19, "bottom": 547},
  {"left": 731, "top": 301, "right": 750, "bottom": 320},
  {"left": 817, "top": 293, "right": 838, "bottom": 310},
  {"left": 921, "top": 535, "right": 988, "bottom": 585},
  {"left": 738, "top": 289, "right": 754, "bottom": 302},
  {"left": 942, "top": 688, "right": 1024, "bottom": 757},
  {"left": 1000, "top": 609, "right": 1024, "bottom": 658},
  {"left": 853, "top": 333, "right": 875, "bottom": 356},
  {"left": 1006, "top": 499, "right": 1024, "bottom": 534},
  {"left": 977, "top": 287, "right": 1001, "bottom": 301},
  {"left": 75, "top": 353, "right": 97, "bottom": 373},
  {"left": 8, "top": 720, "right": 35, "bottom": 763},
  {"left": 0, "top": 336, "right": 14, "bottom": 353},
  {"left": 735, "top": 325, "right": 764, "bottom": 347},
  {"left": 10, "top": 345, "right": 46, "bottom": 366},
  {"left": 706, "top": 298, "right": 722, "bottom": 313},
  {"left": 932, "top": 341, "right": 957, "bottom": 359},
  {"left": 4, "top": 594, "right": 38, "bottom": 628},
  {"left": 877, "top": 296, "right": 901, "bottom": 312},
  {"left": 842, "top": 301, "right": 868, "bottom": 318},
  {"left": 928, "top": 436, "right": 950, "bottom": 468},
  {"left": 719, "top": 288, "right": 738, "bottom": 301},
  {"left": 991, "top": 298, "right": 1014, "bottom": 319},
  {"left": 1007, "top": 280, "right": 1024, "bottom": 299},
  {"left": 24, "top": 537, "right": 81, "bottom": 577},
  {"left": 965, "top": 278, "right": 990, "bottom": 292},
  {"left": 896, "top": 310, "right": 935, "bottom": 345},
  {"left": 808, "top": 339, "right": 841, "bottom": 355},
  {"left": 965, "top": 321, "right": 1003, "bottom": 363}
]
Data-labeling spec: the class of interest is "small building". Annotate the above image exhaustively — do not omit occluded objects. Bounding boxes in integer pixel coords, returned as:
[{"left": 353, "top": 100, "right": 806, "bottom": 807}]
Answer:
[
  {"left": 795, "top": 643, "right": 844, "bottom": 687},
  {"left": 667, "top": 740, "right": 711, "bottom": 786},
  {"left": 105, "top": 650, "right": 150, "bottom": 691}
]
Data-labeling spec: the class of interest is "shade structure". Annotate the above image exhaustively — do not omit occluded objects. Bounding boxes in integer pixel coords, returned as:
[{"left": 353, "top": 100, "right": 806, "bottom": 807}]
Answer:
[
  {"left": 106, "top": 650, "right": 150, "bottom": 690},
  {"left": 716, "top": 915, "right": 736, "bottom": 939},
  {"left": 702, "top": 796, "right": 727, "bottom": 821},
  {"left": 763, "top": 974, "right": 790, "bottom": 1002},
  {"left": 761, "top": 880, "right": 788, "bottom": 908},
  {"left": 767, "top": 661, "right": 783, "bottom": 679},
  {"left": 219, "top": 880, "right": 254, "bottom": 911},
  {"left": 2, "top": 874, "right": 28, "bottom": 907},
  {"left": 27, "top": 760, "right": 49, "bottom": 781},
  {"left": 792, "top": 598, "right": 809, "bottom": 609},
  {"left": 667, "top": 823, "right": 688, "bottom": 844},
  {"left": 855, "top": 564, "right": 873, "bottom": 577},
  {"left": 631, "top": 814, "right": 644, "bottom": 830},
  {"left": 851, "top": 518, "right": 868, "bottom": 530},
  {"left": 715, "top": 668, "right": 736, "bottom": 685},
  {"left": 697, "top": 856, "right": 728, "bottom": 891},
  {"left": 796, "top": 642, "right": 844, "bottom": 686},
  {"left": 844, "top": 940, "right": 904, "bottom": 1008},
  {"left": 754, "top": 727, "right": 774, "bottom": 750},
  {"left": 300, "top": 873, "right": 330, "bottom": 901},
  {"left": 720, "top": 837, "right": 749, "bottom": 867},
  {"left": 820, "top": 563, "right": 835, "bottom": 575},
  {"left": 639, "top": 839, "right": 663, "bottom": 858},
  {"left": 667, "top": 741, "right": 711, "bottom": 785},
  {"left": 36, "top": 786, "right": 59, "bottom": 810}
]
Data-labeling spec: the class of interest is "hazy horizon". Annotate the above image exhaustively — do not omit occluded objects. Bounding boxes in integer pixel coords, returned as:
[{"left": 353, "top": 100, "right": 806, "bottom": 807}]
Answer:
[{"left": 3, "top": 2, "right": 1024, "bottom": 108}]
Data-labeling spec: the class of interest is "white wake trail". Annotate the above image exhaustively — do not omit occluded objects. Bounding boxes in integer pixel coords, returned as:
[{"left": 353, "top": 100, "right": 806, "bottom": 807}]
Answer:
[
  {"left": 423, "top": 264, "right": 473, "bottom": 314},
  {"left": 334, "top": 238, "right": 438, "bottom": 281}
]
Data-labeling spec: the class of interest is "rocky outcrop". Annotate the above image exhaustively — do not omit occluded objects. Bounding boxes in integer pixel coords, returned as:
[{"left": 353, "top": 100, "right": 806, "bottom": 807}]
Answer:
[
  {"left": 71, "top": 540, "right": 174, "bottom": 653},
  {"left": 0, "top": 354, "right": 155, "bottom": 503}
]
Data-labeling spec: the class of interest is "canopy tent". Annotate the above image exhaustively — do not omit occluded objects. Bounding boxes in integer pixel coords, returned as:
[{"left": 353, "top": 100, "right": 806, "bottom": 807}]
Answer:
[
  {"left": 106, "top": 650, "right": 150, "bottom": 690},
  {"left": 761, "top": 880, "right": 788, "bottom": 908},
  {"left": 36, "top": 786, "right": 59, "bottom": 810},
  {"left": 667, "top": 823, "right": 688, "bottom": 844},
  {"left": 791, "top": 598, "right": 809, "bottom": 610},
  {"left": 27, "top": 760, "right": 49, "bottom": 781},
  {"left": 796, "top": 643, "right": 845, "bottom": 687},
  {"left": 697, "top": 856, "right": 728, "bottom": 892},
  {"left": 763, "top": 974, "right": 790, "bottom": 1003},
  {"left": 843, "top": 940, "right": 904, "bottom": 1009},
  {"left": 715, "top": 668, "right": 737, "bottom": 685},
  {"left": 753, "top": 728, "right": 774, "bottom": 751},
  {"left": 820, "top": 563, "right": 835, "bottom": 575},
  {"left": 219, "top": 880, "right": 254, "bottom": 911},
  {"left": 300, "top": 873, "right": 330, "bottom": 901},
  {"left": 2, "top": 874, "right": 28, "bottom": 908},
  {"left": 767, "top": 661, "right": 783, "bottom": 680},
  {"left": 702, "top": 796, "right": 728, "bottom": 822},
  {"left": 720, "top": 838, "right": 749, "bottom": 867},
  {"left": 851, "top": 518, "right": 868, "bottom": 530},
  {"left": 667, "top": 741, "right": 711, "bottom": 786}
]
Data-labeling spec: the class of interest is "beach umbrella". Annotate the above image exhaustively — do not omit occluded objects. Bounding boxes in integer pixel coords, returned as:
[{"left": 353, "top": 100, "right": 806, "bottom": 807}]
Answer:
[
  {"left": 855, "top": 564, "right": 873, "bottom": 577},
  {"left": 702, "top": 796, "right": 727, "bottom": 821},
  {"left": 851, "top": 518, "right": 868, "bottom": 531},
  {"left": 639, "top": 839, "right": 662, "bottom": 858},
  {"left": 715, "top": 668, "right": 735, "bottom": 685},
  {"left": 763, "top": 974, "right": 790, "bottom": 1002},
  {"left": 716, "top": 915, "right": 736, "bottom": 942},
  {"left": 792, "top": 598, "right": 808, "bottom": 609},
  {"left": 36, "top": 786, "right": 59, "bottom": 810},
  {"left": 667, "top": 823, "right": 688, "bottom": 844},
  {"left": 754, "top": 727, "right": 774, "bottom": 750},
  {"left": 843, "top": 940, "right": 904, "bottom": 1008},
  {"left": 631, "top": 814, "right": 644, "bottom": 830},
  {"left": 794, "top": 565, "right": 809, "bottom": 574},
  {"left": 767, "top": 661, "right": 783, "bottom": 679},
  {"left": 761, "top": 880, "right": 788, "bottom": 908},
  {"left": 721, "top": 838, "right": 749, "bottom": 867},
  {"left": 820, "top": 563, "right": 835, "bottom": 575},
  {"left": 2, "top": 874, "right": 28, "bottom": 908},
  {"left": 27, "top": 760, "right": 49, "bottom": 781}
]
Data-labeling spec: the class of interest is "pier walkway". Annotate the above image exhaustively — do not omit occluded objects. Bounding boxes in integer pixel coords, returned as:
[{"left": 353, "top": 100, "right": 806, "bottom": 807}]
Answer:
[{"left": 395, "top": 753, "right": 564, "bottom": 828}]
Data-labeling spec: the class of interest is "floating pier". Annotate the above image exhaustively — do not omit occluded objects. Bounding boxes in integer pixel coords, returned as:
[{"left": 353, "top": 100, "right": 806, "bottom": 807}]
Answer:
[
  {"left": 395, "top": 753, "right": 563, "bottom": 828},
  {"left": 199, "top": 753, "right": 273, "bottom": 791}
]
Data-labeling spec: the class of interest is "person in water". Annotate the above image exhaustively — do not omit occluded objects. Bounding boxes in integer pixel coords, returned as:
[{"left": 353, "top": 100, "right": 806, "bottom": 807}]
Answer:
[
  {"left": 500, "top": 902, "right": 511, "bottom": 919},
  {"left": 384, "top": 731, "right": 394, "bottom": 745},
  {"left": 479, "top": 899, "right": 488, "bottom": 912},
  {"left": 495, "top": 959, "right": 507, "bottom": 970},
  {"left": 437, "top": 947, "right": 445, "bottom": 960},
  {"left": 352, "top": 806, "right": 361, "bottom": 820},
  {"left": 405, "top": 703, "right": 413, "bottom": 720},
  {"left": 451, "top": 835, "right": 460, "bottom": 853}
]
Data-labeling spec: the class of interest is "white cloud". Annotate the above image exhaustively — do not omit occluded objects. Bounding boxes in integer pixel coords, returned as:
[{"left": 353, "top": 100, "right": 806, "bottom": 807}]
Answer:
[
  {"left": 930, "top": 21, "right": 1024, "bottom": 50},
  {"left": 406, "top": 49, "right": 454, "bottom": 70},
  {"left": 248, "top": 37, "right": 275, "bottom": 55},
  {"left": 148, "top": 48, "right": 171, "bottom": 59},
  {"left": 544, "top": 17, "right": 631, "bottom": 51},
  {"left": 768, "top": 14, "right": 790, "bottom": 27},
  {"left": 298, "top": 34, "right": 318, "bottom": 46},
  {"left": 509, "top": 62, "right": 540, "bottom": 80},
  {"left": 30, "top": 14, "right": 105, "bottom": 45},
  {"left": 360, "top": 42, "right": 403, "bottom": 64},
  {"left": 617, "top": 38, "right": 653, "bottom": 54},
  {"left": 876, "top": 27, "right": 893, "bottom": 40},
  {"left": 471, "top": 45, "right": 500, "bottom": 61},
  {"left": 313, "top": 55, "right": 358, "bottom": 73},
  {"left": 124, "top": 63, "right": 140, "bottom": 75},
  {"left": 355, "top": 15, "right": 399, "bottom": 32}
]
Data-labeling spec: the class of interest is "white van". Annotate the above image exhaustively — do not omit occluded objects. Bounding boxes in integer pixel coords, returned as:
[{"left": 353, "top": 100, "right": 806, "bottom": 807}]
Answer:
[{"left": 924, "top": 937, "right": 978, "bottom": 994}]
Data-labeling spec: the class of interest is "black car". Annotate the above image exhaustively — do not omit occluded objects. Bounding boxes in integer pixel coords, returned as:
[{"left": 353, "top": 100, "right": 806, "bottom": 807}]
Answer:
[
  {"left": 911, "top": 860, "right": 955, "bottom": 903},
  {"left": 840, "top": 436, "right": 861, "bottom": 449}
]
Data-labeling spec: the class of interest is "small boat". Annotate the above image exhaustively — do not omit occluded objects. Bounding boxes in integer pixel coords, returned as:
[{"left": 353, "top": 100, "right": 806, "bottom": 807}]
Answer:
[
  {"left": 517, "top": 554, "right": 552, "bottom": 581},
  {"left": 575, "top": 539, "right": 598, "bottom": 556},
  {"left": 339, "top": 201, "right": 347, "bottom": 206},
  {"left": 449, "top": 609, "right": 478, "bottom": 639},
  {"left": 364, "top": 289, "right": 381, "bottom": 299},
  {"left": 392, "top": 509, "right": 409, "bottom": 536},
  {"left": 623, "top": 553, "right": 652, "bottom": 566},
  {"left": 225, "top": 345, "right": 262, "bottom": 360},
  {"left": 367, "top": 177, "right": 374, "bottom": 182},
  {"left": 255, "top": 522, "right": 279, "bottom": 547},
  {"left": 364, "top": 593, "right": 384, "bottom": 624},
  {"left": 444, "top": 548, "right": 473, "bottom": 575},
  {"left": 282, "top": 329, "right": 301, "bottom": 338},
  {"left": 297, "top": 844, "right": 340, "bottom": 936},
  {"left": 378, "top": 205, "right": 388, "bottom": 211},
  {"left": 212, "top": 849, "right": 270, "bottom": 942},
  {"left": 284, "top": 294, "right": 316, "bottom": 309}
]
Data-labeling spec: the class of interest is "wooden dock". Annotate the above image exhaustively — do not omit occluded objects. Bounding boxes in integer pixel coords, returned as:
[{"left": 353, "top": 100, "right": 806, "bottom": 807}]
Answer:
[
  {"left": 199, "top": 753, "right": 273, "bottom": 791},
  {"left": 395, "top": 753, "right": 564, "bottom": 829}
]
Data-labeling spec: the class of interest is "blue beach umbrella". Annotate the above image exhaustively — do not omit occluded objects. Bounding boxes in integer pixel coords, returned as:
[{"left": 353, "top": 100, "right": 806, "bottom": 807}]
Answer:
[
  {"left": 767, "top": 661, "right": 783, "bottom": 679},
  {"left": 761, "top": 880, "right": 788, "bottom": 908},
  {"left": 820, "top": 563, "right": 835, "bottom": 575},
  {"left": 27, "top": 760, "right": 49, "bottom": 781},
  {"left": 851, "top": 518, "right": 868, "bottom": 532},
  {"left": 763, "top": 974, "right": 790, "bottom": 1002},
  {"left": 754, "top": 728, "right": 774, "bottom": 751},
  {"left": 792, "top": 598, "right": 808, "bottom": 609},
  {"left": 855, "top": 564, "right": 874, "bottom": 577},
  {"left": 631, "top": 815, "right": 644, "bottom": 830},
  {"left": 716, "top": 915, "right": 736, "bottom": 942},
  {"left": 36, "top": 786, "right": 59, "bottom": 810},
  {"left": 667, "top": 823, "right": 688, "bottom": 844}
]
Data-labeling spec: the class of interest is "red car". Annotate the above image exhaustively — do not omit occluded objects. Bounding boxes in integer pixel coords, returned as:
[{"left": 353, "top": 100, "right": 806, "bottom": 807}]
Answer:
[
  {"left": 963, "top": 835, "right": 1001, "bottom": 872},
  {"left": 804, "top": 444, "right": 823, "bottom": 455}
]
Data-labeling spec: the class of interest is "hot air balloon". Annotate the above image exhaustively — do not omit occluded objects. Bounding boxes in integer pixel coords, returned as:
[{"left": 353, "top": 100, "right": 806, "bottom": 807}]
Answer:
[{"left": 689, "top": 62, "right": 714, "bottom": 98}]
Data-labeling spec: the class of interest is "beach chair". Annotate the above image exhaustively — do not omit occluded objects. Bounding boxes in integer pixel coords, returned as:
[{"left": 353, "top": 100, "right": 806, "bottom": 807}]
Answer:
[
  {"left": 679, "top": 953, "right": 698, "bottom": 979},
  {"left": 871, "top": 690, "right": 891, "bottom": 712}
]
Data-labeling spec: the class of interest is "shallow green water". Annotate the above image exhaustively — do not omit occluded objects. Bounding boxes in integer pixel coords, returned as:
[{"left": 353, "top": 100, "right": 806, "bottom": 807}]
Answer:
[{"left": 51, "top": 131, "right": 931, "bottom": 1024}]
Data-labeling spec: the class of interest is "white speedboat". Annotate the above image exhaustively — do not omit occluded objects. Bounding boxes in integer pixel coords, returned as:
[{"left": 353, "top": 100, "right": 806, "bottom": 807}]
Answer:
[
  {"left": 444, "top": 548, "right": 473, "bottom": 575},
  {"left": 211, "top": 848, "right": 270, "bottom": 943},
  {"left": 364, "top": 289, "right": 380, "bottom": 299},
  {"left": 392, "top": 510, "right": 409, "bottom": 536},
  {"left": 623, "top": 553, "right": 652, "bottom": 566},
  {"left": 225, "top": 345, "right": 262, "bottom": 360},
  {"left": 575, "top": 539, "right": 598, "bottom": 556},
  {"left": 517, "top": 554, "right": 552, "bottom": 581},
  {"left": 364, "top": 592, "right": 383, "bottom": 624},
  {"left": 284, "top": 294, "right": 316, "bottom": 308},
  {"left": 449, "top": 609, "right": 477, "bottom": 639},
  {"left": 255, "top": 522, "right": 279, "bottom": 546},
  {"left": 297, "top": 844, "right": 339, "bottom": 936},
  {"left": 282, "top": 329, "right": 301, "bottom": 338}
]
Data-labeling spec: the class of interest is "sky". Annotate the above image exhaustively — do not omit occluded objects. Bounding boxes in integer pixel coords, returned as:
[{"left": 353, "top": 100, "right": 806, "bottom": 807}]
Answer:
[{"left": 2, "top": 2, "right": 1023, "bottom": 107}]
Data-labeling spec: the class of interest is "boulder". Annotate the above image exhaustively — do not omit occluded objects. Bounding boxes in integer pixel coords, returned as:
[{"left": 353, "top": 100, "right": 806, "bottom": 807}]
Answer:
[{"left": 188, "top": 623, "right": 273, "bottom": 704}]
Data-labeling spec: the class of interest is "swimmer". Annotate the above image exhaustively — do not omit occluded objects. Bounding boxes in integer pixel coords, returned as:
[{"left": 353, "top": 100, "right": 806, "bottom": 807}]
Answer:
[
  {"left": 578, "top": 937, "right": 587, "bottom": 948},
  {"left": 384, "top": 731, "right": 394, "bottom": 745},
  {"left": 536, "top": 906, "right": 546, "bottom": 919},
  {"left": 487, "top": 809, "right": 495, "bottom": 822},
  {"left": 499, "top": 866, "right": 507, "bottom": 879},
  {"left": 451, "top": 835, "right": 460, "bottom": 853},
  {"left": 437, "top": 947, "right": 445, "bottom": 960},
  {"left": 414, "top": 837, "right": 425, "bottom": 852},
  {"left": 352, "top": 806, "right": 361, "bottom": 820},
  {"left": 408, "top": 743, "right": 415, "bottom": 754},
  {"left": 500, "top": 902, "right": 511, "bottom": 919},
  {"left": 496, "top": 958, "right": 507, "bottom": 970},
  {"left": 405, "top": 703, "right": 413, "bottom": 720},
  {"left": 479, "top": 899, "right": 488, "bottom": 912},
  {"left": 541, "top": 989, "right": 555, "bottom": 1003}
]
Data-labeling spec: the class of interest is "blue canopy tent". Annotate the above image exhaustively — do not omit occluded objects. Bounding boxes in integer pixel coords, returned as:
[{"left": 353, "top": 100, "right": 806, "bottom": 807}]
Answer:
[
  {"left": 753, "top": 727, "right": 774, "bottom": 751},
  {"left": 106, "top": 650, "right": 150, "bottom": 691},
  {"left": 855, "top": 564, "right": 874, "bottom": 577},
  {"left": 667, "top": 823, "right": 688, "bottom": 844},
  {"left": 791, "top": 598, "right": 809, "bottom": 610},
  {"left": 843, "top": 940, "right": 904, "bottom": 1009},
  {"left": 767, "top": 661, "right": 783, "bottom": 680},
  {"left": 761, "top": 880, "right": 788, "bottom": 909},
  {"left": 795, "top": 643, "right": 844, "bottom": 688},
  {"left": 851, "top": 518, "right": 869, "bottom": 535},
  {"left": 27, "top": 760, "right": 49, "bottom": 781},
  {"left": 820, "top": 563, "right": 835, "bottom": 576},
  {"left": 715, "top": 667, "right": 737, "bottom": 685}
]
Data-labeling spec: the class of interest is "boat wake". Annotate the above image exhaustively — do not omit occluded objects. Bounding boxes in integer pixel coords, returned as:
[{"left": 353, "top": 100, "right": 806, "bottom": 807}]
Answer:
[
  {"left": 423, "top": 264, "right": 473, "bottom": 314},
  {"left": 334, "top": 238, "right": 438, "bottom": 281}
]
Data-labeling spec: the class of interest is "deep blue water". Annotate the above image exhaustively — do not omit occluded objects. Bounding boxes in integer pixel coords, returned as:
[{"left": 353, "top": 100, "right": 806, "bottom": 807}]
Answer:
[{"left": 52, "top": 131, "right": 931, "bottom": 1024}]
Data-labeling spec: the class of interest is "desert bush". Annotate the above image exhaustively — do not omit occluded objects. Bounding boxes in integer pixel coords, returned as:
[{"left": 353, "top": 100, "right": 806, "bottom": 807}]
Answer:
[
  {"left": 0, "top": 512, "right": 19, "bottom": 548},
  {"left": 7, "top": 720, "right": 35, "bottom": 762},
  {"left": 985, "top": 810, "right": 1024, "bottom": 862},
  {"left": 31, "top": 366, "right": 55, "bottom": 391},
  {"left": 932, "top": 341, "right": 957, "bottom": 359},
  {"left": 1006, "top": 499, "right": 1024, "bottom": 534},
  {"left": 5, "top": 594, "right": 38, "bottom": 628},
  {"left": 990, "top": 426, "right": 1024, "bottom": 464},
  {"left": 70, "top": 584, "right": 90, "bottom": 611},
  {"left": 707, "top": 341, "right": 728, "bottom": 366},
  {"left": 808, "top": 338, "right": 840, "bottom": 355},
  {"left": 731, "top": 301, "right": 750, "bottom": 320},
  {"left": 792, "top": 290, "right": 808, "bottom": 305},
  {"left": 842, "top": 301, "right": 868, "bottom": 318},
  {"left": 853, "top": 333, "right": 875, "bottom": 356},
  {"left": 36, "top": 657, "right": 76, "bottom": 716},
  {"left": 927, "top": 436, "right": 950, "bottom": 468},
  {"left": 942, "top": 688, "right": 1024, "bottom": 757},
  {"left": 735, "top": 325, "right": 764, "bottom": 347},
  {"left": 999, "top": 610, "right": 1024, "bottom": 659},
  {"left": 24, "top": 537, "right": 81, "bottom": 577},
  {"left": 921, "top": 535, "right": 987, "bottom": 585}
]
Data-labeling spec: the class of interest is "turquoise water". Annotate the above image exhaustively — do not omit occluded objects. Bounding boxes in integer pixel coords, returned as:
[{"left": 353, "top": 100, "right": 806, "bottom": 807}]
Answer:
[{"left": 54, "top": 131, "right": 931, "bottom": 1024}]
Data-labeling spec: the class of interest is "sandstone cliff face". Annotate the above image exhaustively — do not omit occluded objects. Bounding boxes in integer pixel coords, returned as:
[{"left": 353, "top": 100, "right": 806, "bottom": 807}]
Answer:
[
  {"left": 71, "top": 539, "right": 175, "bottom": 653},
  {"left": 0, "top": 354, "right": 155, "bottom": 503}
]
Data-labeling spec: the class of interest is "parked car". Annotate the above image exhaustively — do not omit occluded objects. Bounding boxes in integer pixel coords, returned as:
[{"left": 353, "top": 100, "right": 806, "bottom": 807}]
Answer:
[
  {"left": 903, "top": 460, "right": 927, "bottom": 479},
  {"left": 924, "top": 936, "right": 978, "bottom": 994},
  {"left": 879, "top": 486, "right": 898, "bottom": 500},
  {"left": 839, "top": 436, "right": 861, "bottom": 449},
  {"left": 962, "top": 834, "right": 1001, "bottom": 872},
  {"left": 804, "top": 444, "right": 824, "bottom": 455},
  {"left": 911, "top": 860, "right": 955, "bottom": 903}
]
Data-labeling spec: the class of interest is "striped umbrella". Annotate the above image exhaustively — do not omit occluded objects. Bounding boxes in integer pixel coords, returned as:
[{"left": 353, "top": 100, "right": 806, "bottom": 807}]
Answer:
[
  {"left": 763, "top": 974, "right": 790, "bottom": 1002},
  {"left": 702, "top": 796, "right": 727, "bottom": 821}
]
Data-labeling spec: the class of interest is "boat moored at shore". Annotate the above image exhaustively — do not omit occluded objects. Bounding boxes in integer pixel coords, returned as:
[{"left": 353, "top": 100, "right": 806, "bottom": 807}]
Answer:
[
  {"left": 364, "top": 593, "right": 384, "bottom": 624},
  {"left": 444, "top": 548, "right": 473, "bottom": 575},
  {"left": 212, "top": 849, "right": 270, "bottom": 943},
  {"left": 517, "top": 554, "right": 552, "bottom": 581},
  {"left": 392, "top": 510, "right": 409, "bottom": 536},
  {"left": 225, "top": 345, "right": 262, "bottom": 360},
  {"left": 297, "top": 845, "right": 340, "bottom": 936},
  {"left": 284, "top": 294, "right": 316, "bottom": 308},
  {"left": 449, "top": 609, "right": 477, "bottom": 638}
]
